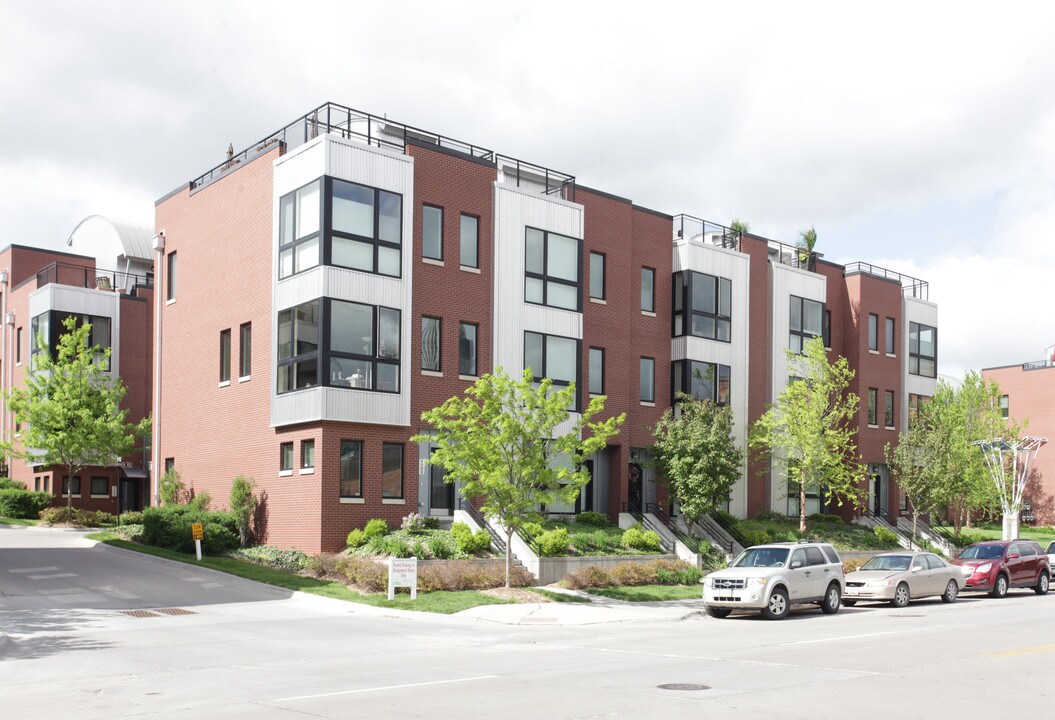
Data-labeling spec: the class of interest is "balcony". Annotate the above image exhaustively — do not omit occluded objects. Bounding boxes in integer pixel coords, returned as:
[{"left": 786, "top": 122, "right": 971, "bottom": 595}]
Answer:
[
  {"left": 844, "top": 261, "right": 928, "bottom": 301},
  {"left": 673, "top": 215, "right": 740, "bottom": 251},
  {"left": 36, "top": 262, "right": 153, "bottom": 294}
]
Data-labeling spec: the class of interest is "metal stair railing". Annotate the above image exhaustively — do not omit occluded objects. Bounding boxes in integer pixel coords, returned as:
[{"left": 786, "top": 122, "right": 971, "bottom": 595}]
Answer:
[
  {"left": 458, "top": 499, "right": 506, "bottom": 554},
  {"left": 709, "top": 512, "right": 751, "bottom": 552},
  {"left": 643, "top": 504, "right": 686, "bottom": 554}
]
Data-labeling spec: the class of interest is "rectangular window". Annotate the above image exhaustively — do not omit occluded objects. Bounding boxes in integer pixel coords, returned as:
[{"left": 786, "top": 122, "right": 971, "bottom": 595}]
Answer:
[
  {"left": 421, "top": 316, "right": 441, "bottom": 372},
  {"left": 672, "top": 270, "right": 731, "bottom": 341},
  {"left": 867, "top": 388, "right": 878, "bottom": 426},
  {"left": 340, "top": 440, "right": 362, "bottom": 498},
  {"left": 276, "top": 300, "right": 320, "bottom": 393},
  {"left": 327, "top": 299, "right": 401, "bottom": 393},
  {"left": 91, "top": 477, "right": 108, "bottom": 497},
  {"left": 30, "top": 312, "right": 48, "bottom": 369},
  {"left": 641, "top": 267, "right": 655, "bottom": 312},
  {"left": 15, "top": 327, "right": 21, "bottom": 364},
  {"left": 239, "top": 322, "right": 252, "bottom": 378},
  {"left": 524, "top": 331, "right": 580, "bottom": 411},
  {"left": 34, "top": 477, "right": 39, "bottom": 492},
  {"left": 868, "top": 314, "right": 878, "bottom": 351},
  {"left": 909, "top": 322, "right": 937, "bottom": 378},
  {"left": 280, "top": 442, "right": 293, "bottom": 472},
  {"left": 884, "top": 390, "right": 895, "bottom": 428},
  {"left": 525, "top": 227, "right": 582, "bottom": 311},
  {"left": 32, "top": 312, "right": 113, "bottom": 372},
  {"left": 459, "top": 214, "right": 478, "bottom": 268},
  {"left": 824, "top": 309, "right": 832, "bottom": 348},
  {"left": 62, "top": 476, "right": 81, "bottom": 497},
  {"left": 165, "top": 458, "right": 175, "bottom": 474},
  {"left": 382, "top": 443, "right": 403, "bottom": 499},
  {"left": 166, "top": 251, "right": 177, "bottom": 301},
  {"left": 672, "top": 360, "right": 731, "bottom": 405},
  {"left": 301, "top": 439, "right": 315, "bottom": 469},
  {"left": 589, "top": 252, "right": 605, "bottom": 300},
  {"left": 278, "top": 179, "right": 321, "bottom": 278},
  {"left": 458, "top": 322, "right": 477, "bottom": 376},
  {"left": 885, "top": 317, "right": 895, "bottom": 355},
  {"left": 640, "top": 357, "right": 655, "bottom": 403},
  {"left": 1000, "top": 394, "right": 1009, "bottom": 419},
  {"left": 220, "top": 329, "right": 231, "bottom": 382},
  {"left": 789, "top": 296, "right": 824, "bottom": 354},
  {"left": 423, "top": 205, "right": 443, "bottom": 260},
  {"left": 327, "top": 178, "right": 402, "bottom": 278},
  {"left": 588, "top": 347, "right": 604, "bottom": 395}
]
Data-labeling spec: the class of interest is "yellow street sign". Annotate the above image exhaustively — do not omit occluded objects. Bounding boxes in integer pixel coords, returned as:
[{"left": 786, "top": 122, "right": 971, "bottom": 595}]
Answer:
[{"left": 192, "top": 523, "right": 204, "bottom": 540}]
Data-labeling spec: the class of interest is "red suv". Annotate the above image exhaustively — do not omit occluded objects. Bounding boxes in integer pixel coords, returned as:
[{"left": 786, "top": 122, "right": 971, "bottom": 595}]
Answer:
[{"left": 954, "top": 540, "right": 1050, "bottom": 598}]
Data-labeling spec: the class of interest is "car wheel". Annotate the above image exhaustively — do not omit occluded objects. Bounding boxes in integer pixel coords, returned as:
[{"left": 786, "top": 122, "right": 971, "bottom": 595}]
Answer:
[
  {"left": 991, "top": 574, "right": 1009, "bottom": 598},
  {"left": 941, "top": 579, "right": 959, "bottom": 604},
  {"left": 761, "top": 588, "right": 789, "bottom": 620},
  {"left": 1035, "top": 572, "right": 1049, "bottom": 596},
  {"left": 820, "top": 582, "right": 841, "bottom": 614},
  {"left": 705, "top": 606, "right": 731, "bottom": 619},
  {"left": 890, "top": 582, "right": 910, "bottom": 608},
  {"left": 843, "top": 599, "right": 857, "bottom": 607}
]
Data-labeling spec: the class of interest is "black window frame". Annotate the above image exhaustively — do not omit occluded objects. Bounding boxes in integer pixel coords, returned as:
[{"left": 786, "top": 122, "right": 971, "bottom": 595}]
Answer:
[
  {"left": 382, "top": 442, "right": 404, "bottom": 499},
  {"left": 280, "top": 442, "right": 293, "bottom": 472},
  {"left": 301, "top": 439, "right": 315, "bottom": 469},
  {"left": 524, "top": 227, "right": 583, "bottom": 312},
  {"left": 239, "top": 322, "right": 252, "bottom": 378},
  {"left": 588, "top": 346, "right": 605, "bottom": 395},
  {"left": 326, "top": 177, "right": 403, "bottom": 278},
  {"left": 15, "top": 326, "right": 21, "bottom": 364},
  {"left": 422, "top": 204, "right": 444, "bottom": 261},
  {"left": 220, "top": 328, "right": 231, "bottom": 383},
  {"left": 278, "top": 179, "right": 322, "bottom": 279},
  {"left": 276, "top": 300, "right": 320, "bottom": 394},
  {"left": 62, "top": 476, "right": 82, "bottom": 496},
  {"left": 909, "top": 322, "right": 937, "bottom": 378},
  {"left": 589, "top": 251, "right": 606, "bottom": 301},
  {"left": 868, "top": 313, "right": 878, "bottom": 351},
  {"left": 672, "top": 360, "right": 731, "bottom": 406},
  {"left": 458, "top": 322, "right": 478, "bottom": 377},
  {"left": 340, "top": 440, "right": 363, "bottom": 499},
  {"left": 885, "top": 317, "right": 895, "bottom": 355},
  {"left": 90, "top": 476, "right": 108, "bottom": 497},
  {"left": 672, "top": 270, "right": 732, "bottom": 342},
  {"left": 524, "top": 331, "right": 581, "bottom": 412},
  {"left": 32, "top": 311, "right": 112, "bottom": 372},
  {"left": 789, "top": 296, "right": 826, "bottom": 355},
  {"left": 1000, "top": 394, "right": 1009, "bottom": 419},
  {"left": 459, "top": 213, "right": 479, "bottom": 268},
  {"left": 641, "top": 267, "right": 655, "bottom": 313},
  {"left": 884, "top": 390, "right": 895, "bottom": 428},
  {"left": 421, "top": 316, "right": 442, "bottom": 372},
  {"left": 640, "top": 357, "right": 655, "bottom": 403},
  {"left": 867, "top": 387, "right": 878, "bottom": 426},
  {"left": 166, "top": 251, "right": 177, "bottom": 301}
]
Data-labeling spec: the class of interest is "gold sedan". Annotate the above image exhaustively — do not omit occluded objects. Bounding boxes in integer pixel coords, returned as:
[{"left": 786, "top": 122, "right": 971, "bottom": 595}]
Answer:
[{"left": 843, "top": 552, "right": 963, "bottom": 608}]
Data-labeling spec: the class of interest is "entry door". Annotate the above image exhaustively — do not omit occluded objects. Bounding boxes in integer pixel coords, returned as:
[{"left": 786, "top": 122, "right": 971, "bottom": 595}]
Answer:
[
  {"left": 119, "top": 479, "right": 139, "bottom": 513},
  {"left": 627, "top": 463, "right": 643, "bottom": 514},
  {"left": 429, "top": 450, "right": 454, "bottom": 516},
  {"left": 873, "top": 475, "right": 883, "bottom": 516},
  {"left": 575, "top": 460, "right": 594, "bottom": 514}
]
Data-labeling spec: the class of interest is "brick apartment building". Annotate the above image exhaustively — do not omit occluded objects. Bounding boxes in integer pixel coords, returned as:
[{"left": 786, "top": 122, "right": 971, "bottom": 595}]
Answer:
[
  {"left": 982, "top": 344, "right": 1055, "bottom": 524},
  {"left": 0, "top": 216, "right": 154, "bottom": 514},
  {"left": 150, "top": 102, "right": 940, "bottom": 554}
]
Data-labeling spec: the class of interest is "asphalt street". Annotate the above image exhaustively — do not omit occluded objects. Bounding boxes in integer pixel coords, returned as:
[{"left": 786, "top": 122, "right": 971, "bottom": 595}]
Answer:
[{"left": 2, "top": 525, "right": 1054, "bottom": 719}]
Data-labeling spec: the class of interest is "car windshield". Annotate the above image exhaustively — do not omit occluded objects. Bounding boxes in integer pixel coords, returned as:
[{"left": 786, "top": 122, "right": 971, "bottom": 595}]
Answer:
[
  {"left": 1048, "top": 541, "right": 1055, "bottom": 554},
  {"left": 732, "top": 547, "right": 789, "bottom": 568},
  {"left": 960, "top": 544, "right": 1006, "bottom": 560},
  {"left": 860, "top": 555, "right": 911, "bottom": 572}
]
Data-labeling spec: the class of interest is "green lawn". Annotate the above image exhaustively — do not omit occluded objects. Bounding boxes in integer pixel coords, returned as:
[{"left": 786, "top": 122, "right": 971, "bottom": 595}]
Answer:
[
  {"left": 0, "top": 516, "right": 39, "bottom": 526},
  {"left": 934, "top": 525, "right": 1055, "bottom": 545},
  {"left": 584, "top": 584, "right": 703, "bottom": 602}
]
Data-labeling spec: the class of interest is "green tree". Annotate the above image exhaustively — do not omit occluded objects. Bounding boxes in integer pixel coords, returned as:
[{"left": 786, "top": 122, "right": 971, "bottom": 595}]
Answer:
[
  {"left": 797, "top": 226, "right": 818, "bottom": 268},
  {"left": 229, "top": 475, "right": 258, "bottom": 548},
  {"left": 160, "top": 467, "right": 186, "bottom": 505},
  {"left": 412, "top": 368, "right": 625, "bottom": 588},
  {"left": 750, "top": 336, "right": 864, "bottom": 531},
  {"left": 651, "top": 395, "right": 743, "bottom": 535},
  {"left": 730, "top": 218, "right": 750, "bottom": 235},
  {"left": 885, "top": 411, "right": 943, "bottom": 539},
  {"left": 2, "top": 316, "right": 150, "bottom": 519}
]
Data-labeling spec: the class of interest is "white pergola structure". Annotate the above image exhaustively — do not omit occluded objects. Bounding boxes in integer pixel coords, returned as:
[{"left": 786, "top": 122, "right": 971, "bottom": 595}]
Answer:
[{"left": 974, "top": 436, "right": 1047, "bottom": 540}]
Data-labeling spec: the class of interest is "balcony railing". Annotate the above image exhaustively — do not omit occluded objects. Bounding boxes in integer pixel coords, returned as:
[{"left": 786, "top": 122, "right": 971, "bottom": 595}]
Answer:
[
  {"left": 844, "top": 261, "right": 929, "bottom": 301},
  {"left": 673, "top": 215, "right": 740, "bottom": 251},
  {"left": 189, "top": 101, "right": 575, "bottom": 199},
  {"left": 768, "top": 239, "right": 817, "bottom": 271},
  {"left": 36, "top": 262, "right": 153, "bottom": 293},
  {"left": 1024, "top": 359, "right": 1055, "bottom": 371}
]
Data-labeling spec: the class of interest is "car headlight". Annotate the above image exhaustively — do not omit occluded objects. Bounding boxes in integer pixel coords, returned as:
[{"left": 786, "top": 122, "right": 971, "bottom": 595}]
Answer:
[
  {"left": 866, "top": 580, "right": 894, "bottom": 588},
  {"left": 745, "top": 577, "right": 767, "bottom": 588},
  {"left": 976, "top": 563, "right": 992, "bottom": 574}
]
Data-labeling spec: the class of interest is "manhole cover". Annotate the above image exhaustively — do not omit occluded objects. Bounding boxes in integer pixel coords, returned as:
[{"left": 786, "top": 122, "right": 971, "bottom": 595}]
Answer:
[
  {"left": 154, "top": 608, "right": 197, "bottom": 616},
  {"left": 119, "top": 610, "right": 160, "bottom": 618},
  {"left": 657, "top": 683, "right": 711, "bottom": 691}
]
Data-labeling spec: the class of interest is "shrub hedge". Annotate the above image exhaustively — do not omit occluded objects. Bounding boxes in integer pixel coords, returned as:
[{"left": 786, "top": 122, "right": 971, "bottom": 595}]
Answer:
[
  {"left": 141, "top": 505, "right": 239, "bottom": 555},
  {"left": 565, "top": 559, "right": 703, "bottom": 589},
  {"left": 0, "top": 489, "right": 51, "bottom": 519},
  {"left": 575, "top": 511, "right": 609, "bottom": 528}
]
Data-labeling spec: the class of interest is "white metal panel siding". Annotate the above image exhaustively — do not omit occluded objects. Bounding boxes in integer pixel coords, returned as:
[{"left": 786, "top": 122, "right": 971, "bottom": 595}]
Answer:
[
  {"left": 271, "top": 135, "right": 414, "bottom": 428},
  {"left": 903, "top": 296, "right": 939, "bottom": 406},
  {"left": 28, "top": 286, "right": 121, "bottom": 374}
]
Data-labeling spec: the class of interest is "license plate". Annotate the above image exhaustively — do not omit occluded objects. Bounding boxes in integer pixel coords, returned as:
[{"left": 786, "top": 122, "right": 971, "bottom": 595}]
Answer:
[{"left": 845, "top": 587, "right": 858, "bottom": 595}]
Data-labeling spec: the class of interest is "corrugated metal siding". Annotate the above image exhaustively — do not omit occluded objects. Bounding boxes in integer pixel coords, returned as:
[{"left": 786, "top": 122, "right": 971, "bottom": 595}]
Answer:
[
  {"left": 27, "top": 285, "right": 121, "bottom": 375},
  {"left": 904, "top": 296, "right": 938, "bottom": 399}
]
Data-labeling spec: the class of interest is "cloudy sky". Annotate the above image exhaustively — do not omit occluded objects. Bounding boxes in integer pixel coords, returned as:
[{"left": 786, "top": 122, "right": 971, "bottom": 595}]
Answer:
[{"left": 3, "top": 1, "right": 1054, "bottom": 378}]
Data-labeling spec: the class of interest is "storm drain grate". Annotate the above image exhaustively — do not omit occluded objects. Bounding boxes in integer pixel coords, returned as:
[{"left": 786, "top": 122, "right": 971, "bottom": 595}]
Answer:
[
  {"left": 154, "top": 608, "right": 197, "bottom": 616},
  {"left": 120, "top": 610, "right": 161, "bottom": 618},
  {"left": 658, "top": 683, "right": 711, "bottom": 691}
]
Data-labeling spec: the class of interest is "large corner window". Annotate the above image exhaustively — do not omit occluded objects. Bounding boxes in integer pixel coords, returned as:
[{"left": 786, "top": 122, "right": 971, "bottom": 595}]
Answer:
[
  {"left": 31, "top": 311, "right": 111, "bottom": 371},
  {"left": 790, "top": 296, "right": 825, "bottom": 354},
  {"left": 672, "top": 360, "right": 731, "bottom": 405},
  {"left": 524, "top": 331, "right": 580, "bottom": 412},
  {"left": 279, "top": 178, "right": 403, "bottom": 280},
  {"left": 525, "top": 228, "right": 581, "bottom": 312},
  {"left": 673, "top": 271, "right": 731, "bottom": 341},
  {"left": 909, "top": 322, "right": 937, "bottom": 378},
  {"left": 277, "top": 300, "right": 320, "bottom": 393}
]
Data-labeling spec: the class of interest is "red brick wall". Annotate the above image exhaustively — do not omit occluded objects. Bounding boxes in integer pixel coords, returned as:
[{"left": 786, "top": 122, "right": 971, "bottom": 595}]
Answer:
[{"left": 741, "top": 234, "right": 774, "bottom": 517}]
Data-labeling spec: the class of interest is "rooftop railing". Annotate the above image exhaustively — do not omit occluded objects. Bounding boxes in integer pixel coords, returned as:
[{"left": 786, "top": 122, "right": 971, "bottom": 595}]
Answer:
[
  {"left": 1023, "top": 359, "right": 1055, "bottom": 371},
  {"left": 767, "top": 239, "right": 816, "bottom": 271},
  {"left": 189, "top": 101, "right": 575, "bottom": 198},
  {"left": 673, "top": 215, "right": 740, "bottom": 251},
  {"left": 36, "top": 262, "right": 153, "bottom": 293},
  {"left": 844, "top": 261, "right": 929, "bottom": 300}
]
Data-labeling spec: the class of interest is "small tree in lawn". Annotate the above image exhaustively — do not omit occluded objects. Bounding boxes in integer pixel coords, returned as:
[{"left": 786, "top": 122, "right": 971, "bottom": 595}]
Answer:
[
  {"left": 885, "top": 415, "right": 943, "bottom": 540},
  {"left": 412, "top": 368, "right": 624, "bottom": 588},
  {"left": 230, "top": 475, "right": 258, "bottom": 548},
  {"left": 2, "top": 316, "right": 150, "bottom": 521},
  {"left": 651, "top": 395, "right": 743, "bottom": 537},
  {"left": 750, "top": 336, "right": 864, "bottom": 532}
]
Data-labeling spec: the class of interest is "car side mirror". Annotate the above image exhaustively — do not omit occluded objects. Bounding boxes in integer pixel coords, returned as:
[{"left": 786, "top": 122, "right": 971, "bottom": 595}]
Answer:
[
  {"left": 1008, "top": 553, "right": 1020, "bottom": 559},
  {"left": 791, "top": 560, "right": 804, "bottom": 569},
  {"left": 910, "top": 566, "right": 921, "bottom": 572}
]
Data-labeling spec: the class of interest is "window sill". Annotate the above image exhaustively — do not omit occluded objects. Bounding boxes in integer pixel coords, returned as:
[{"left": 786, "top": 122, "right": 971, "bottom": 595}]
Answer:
[
  {"left": 219, "top": 380, "right": 231, "bottom": 388},
  {"left": 382, "top": 498, "right": 406, "bottom": 505},
  {"left": 640, "top": 401, "right": 656, "bottom": 407},
  {"left": 239, "top": 375, "right": 251, "bottom": 383},
  {"left": 340, "top": 497, "right": 365, "bottom": 504},
  {"left": 90, "top": 494, "right": 109, "bottom": 499},
  {"left": 15, "top": 362, "right": 21, "bottom": 367},
  {"left": 460, "top": 265, "right": 481, "bottom": 274},
  {"left": 62, "top": 495, "right": 82, "bottom": 499},
  {"left": 590, "top": 297, "right": 607, "bottom": 305},
  {"left": 867, "top": 424, "right": 879, "bottom": 429},
  {"left": 868, "top": 349, "right": 879, "bottom": 355},
  {"left": 459, "top": 374, "right": 478, "bottom": 381},
  {"left": 589, "top": 392, "right": 605, "bottom": 399},
  {"left": 300, "top": 468, "right": 314, "bottom": 475},
  {"left": 166, "top": 299, "right": 176, "bottom": 306},
  {"left": 886, "top": 353, "right": 896, "bottom": 359},
  {"left": 422, "top": 257, "right": 444, "bottom": 267},
  {"left": 641, "top": 310, "right": 657, "bottom": 317},
  {"left": 421, "top": 370, "right": 443, "bottom": 377},
  {"left": 885, "top": 426, "right": 896, "bottom": 431},
  {"left": 279, "top": 470, "right": 293, "bottom": 477}
]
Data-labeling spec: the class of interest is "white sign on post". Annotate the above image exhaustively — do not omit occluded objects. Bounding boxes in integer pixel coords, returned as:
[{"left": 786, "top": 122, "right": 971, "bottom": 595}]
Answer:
[{"left": 388, "top": 557, "right": 418, "bottom": 600}]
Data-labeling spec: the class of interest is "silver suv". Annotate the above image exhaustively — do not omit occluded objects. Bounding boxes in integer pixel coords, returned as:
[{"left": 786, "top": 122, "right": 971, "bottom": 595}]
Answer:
[{"left": 703, "top": 541, "right": 845, "bottom": 620}]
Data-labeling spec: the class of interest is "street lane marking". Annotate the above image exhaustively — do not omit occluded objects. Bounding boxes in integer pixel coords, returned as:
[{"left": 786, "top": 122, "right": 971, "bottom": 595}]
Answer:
[
  {"left": 776, "top": 630, "right": 906, "bottom": 646},
  {"left": 988, "top": 644, "right": 1055, "bottom": 657},
  {"left": 274, "top": 675, "right": 500, "bottom": 702},
  {"left": 28, "top": 573, "right": 77, "bottom": 580},
  {"left": 8, "top": 567, "right": 59, "bottom": 573}
]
